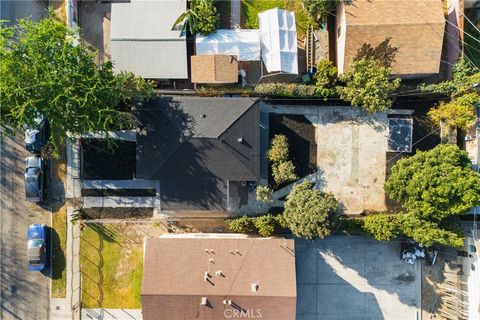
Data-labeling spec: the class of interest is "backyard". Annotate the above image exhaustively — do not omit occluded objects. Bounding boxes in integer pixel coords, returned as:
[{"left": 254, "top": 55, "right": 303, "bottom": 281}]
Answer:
[{"left": 79, "top": 222, "right": 165, "bottom": 308}]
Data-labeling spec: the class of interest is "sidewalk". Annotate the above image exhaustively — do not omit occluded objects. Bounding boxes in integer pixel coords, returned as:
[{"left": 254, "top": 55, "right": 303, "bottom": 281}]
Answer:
[{"left": 82, "top": 308, "right": 142, "bottom": 320}]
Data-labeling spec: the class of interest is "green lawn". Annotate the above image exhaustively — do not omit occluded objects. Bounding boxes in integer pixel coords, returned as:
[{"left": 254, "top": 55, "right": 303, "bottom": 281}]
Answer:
[
  {"left": 51, "top": 208, "right": 67, "bottom": 298},
  {"left": 241, "top": 0, "right": 312, "bottom": 38},
  {"left": 79, "top": 223, "right": 144, "bottom": 308}
]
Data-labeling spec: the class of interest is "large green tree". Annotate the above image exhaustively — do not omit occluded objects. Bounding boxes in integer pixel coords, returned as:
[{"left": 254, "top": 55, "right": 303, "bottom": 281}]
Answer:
[
  {"left": 283, "top": 181, "right": 338, "bottom": 239},
  {"left": 421, "top": 59, "right": 480, "bottom": 130},
  {"left": 0, "top": 15, "right": 154, "bottom": 156},
  {"left": 385, "top": 144, "right": 480, "bottom": 221},
  {"left": 337, "top": 58, "right": 401, "bottom": 113},
  {"left": 363, "top": 212, "right": 464, "bottom": 248}
]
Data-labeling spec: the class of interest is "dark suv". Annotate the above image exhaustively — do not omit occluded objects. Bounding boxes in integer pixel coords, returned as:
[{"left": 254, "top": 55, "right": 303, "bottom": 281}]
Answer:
[{"left": 24, "top": 156, "right": 46, "bottom": 203}]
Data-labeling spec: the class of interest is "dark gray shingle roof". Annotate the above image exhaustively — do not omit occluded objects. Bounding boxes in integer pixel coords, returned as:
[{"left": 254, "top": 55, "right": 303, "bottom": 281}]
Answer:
[{"left": 135, "top": 97, "right": 261, "bottom": 210}]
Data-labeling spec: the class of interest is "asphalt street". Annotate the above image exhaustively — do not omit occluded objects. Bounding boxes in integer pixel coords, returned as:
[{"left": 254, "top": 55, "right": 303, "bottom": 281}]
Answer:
[
  {"left": 1, "top": 135, "right": 50, "bottom": 320},
  {"left": 1, "top": 2, "right": 51, "bottom": 320}
]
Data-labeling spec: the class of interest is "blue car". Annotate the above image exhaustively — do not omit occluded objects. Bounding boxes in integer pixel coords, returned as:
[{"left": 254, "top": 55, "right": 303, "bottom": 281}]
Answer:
[{"left": 27, "top": 224, "right": 47, "bottom": 271}]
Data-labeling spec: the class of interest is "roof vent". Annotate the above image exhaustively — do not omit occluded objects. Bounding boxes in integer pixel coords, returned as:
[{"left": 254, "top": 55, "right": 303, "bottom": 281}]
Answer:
[
  {"left": 201, "top": 114, "right": 207, "bottom": 119},
  {"left": 215, "top": 270, "right": 223, "bottom": 277},
  {"left": 237, "top": 137, "right": 244, "bottom": 143},
  {"left": 209, "top": 258, "right": 214, "bottom": 263},
  {"left": 251, "top": 283, "right": 259, "bottom": 292},
  {"left": 200, "top": 297, "right": 208, "bottom": 306},
  {"left": 223, "top": 300, "right": 232, "bottom": 305}
]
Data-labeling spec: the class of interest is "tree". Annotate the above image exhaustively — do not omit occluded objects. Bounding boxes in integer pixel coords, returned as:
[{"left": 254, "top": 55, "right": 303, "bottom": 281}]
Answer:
[
  {"left": 420, "top": 59, "right": 480, "bottom": 130},
  {"left": 272, "top": 161, "right": 298, "bottom": 185},
  {"left": 337, "top": 58, "right": 401, "bottom": 113},
  {"left": 254, "top": 214, "right": 276, "bottom": 237},
  {"left": 302, "top": 0, "right": 338, "bottom": 25},
  {"left": 173, "top": 0, "right": 219, "bottom": 35},
  {"left": 398, "top": 213, "right": 464, "bottom": 248},
  {"left": 363, "top": 212, "right": 465, "bottom": 247},
  {"left": 256, "top": 185, "right": 273, "bottom": 203},
  {"left": 363, "top": 214, "right": 401, "bottom": 241},
  {"left": 428, "top": 92, "right": 478, "bottom": 130},
  {"left": 354, "top": 38, "right": 399, "bottom": 68},
  {"left": 283, "top": 181, "right": 339, "bottom": 239},
  {"left": 385, "top": 144, "right": 480, "bottom": 221},
  {"left": 0, "top": 15, "right": 154, "bottom": 156},
  {"left": 267, "top": 134, "right": 289, "bottom": 163},
  {"left": 314, "top": 60, "right": 338, "bottom": 98}
]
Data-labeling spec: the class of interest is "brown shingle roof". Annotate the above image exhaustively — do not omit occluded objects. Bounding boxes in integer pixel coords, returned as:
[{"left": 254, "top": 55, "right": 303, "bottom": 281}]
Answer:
[
  {"left": 191, "top": 55, "right": 238, "bottom": 83},
  {"left": 141, "top": 235, "right": 296, "bottom": 320},
  {"left": 337, "top": 0, "right": 445, "bottom": 77}
]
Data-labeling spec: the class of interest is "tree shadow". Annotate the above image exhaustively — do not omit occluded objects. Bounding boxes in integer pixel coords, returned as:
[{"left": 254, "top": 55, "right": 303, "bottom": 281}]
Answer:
[
  {"left": 48, "top": 226, "right": 65, "bottom": 280},
  {"left": 295, "top": 236, "right": 385, "bottom": 320}
]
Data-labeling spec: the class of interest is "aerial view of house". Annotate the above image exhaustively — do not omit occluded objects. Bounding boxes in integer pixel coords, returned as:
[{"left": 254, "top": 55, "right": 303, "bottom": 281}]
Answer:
[{"left": 0, "top": 0, "right": 479, "bottom": 320}]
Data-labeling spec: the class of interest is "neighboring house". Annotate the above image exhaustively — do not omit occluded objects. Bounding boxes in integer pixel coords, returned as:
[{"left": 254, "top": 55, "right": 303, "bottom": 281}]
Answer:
[
  {"left": 191, "top": 55, "right": 239, "bottom": 84},
  {"left": 135, "top": 97, "right": 262, "bottom": 213},
  {"left": 336, "top": 0, "right": 445, "bottom": 78},
  {"left": 110, "top": 0, "right": 188, "bottom": 79},
  {"left": 141, "top": 235, "right": 297, "bottom": 320}
]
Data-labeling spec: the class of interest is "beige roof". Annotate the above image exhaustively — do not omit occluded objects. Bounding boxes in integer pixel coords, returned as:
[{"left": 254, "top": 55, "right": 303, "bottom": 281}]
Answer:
[
  {"left": 338, "top": 0, "right": 445, "bottom": 77},
  {"left": 141, "top": 236, "right": 296, "bottom": 320},
  {"left": 191, "top": 55, "right": 238, "bottom": 83}
]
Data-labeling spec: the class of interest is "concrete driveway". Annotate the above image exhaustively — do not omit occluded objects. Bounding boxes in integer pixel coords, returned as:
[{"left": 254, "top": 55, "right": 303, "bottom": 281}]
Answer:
[{"left": 296, "top": 235, "right": 421, "bottom": 320}]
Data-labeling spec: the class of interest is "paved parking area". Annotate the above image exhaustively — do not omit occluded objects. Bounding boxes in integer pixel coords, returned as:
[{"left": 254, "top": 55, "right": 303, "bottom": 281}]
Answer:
[{"left": 296, "top": 235, "right": 421, "bottom": 320}]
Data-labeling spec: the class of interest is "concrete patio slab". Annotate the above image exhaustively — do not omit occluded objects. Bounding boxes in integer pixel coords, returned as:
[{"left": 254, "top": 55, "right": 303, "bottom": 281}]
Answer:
[{"left": 295, "top": 235, "right": 421, "bottom": 320}]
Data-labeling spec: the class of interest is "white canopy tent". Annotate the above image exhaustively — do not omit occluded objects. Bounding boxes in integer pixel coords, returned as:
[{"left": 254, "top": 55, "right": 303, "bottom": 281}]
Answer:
[
  {"left": 195, "top": 29, "right": 261, "bottom": 61},
  {"left": 258, "top": 8, "right": 298, "bottom": 75}
]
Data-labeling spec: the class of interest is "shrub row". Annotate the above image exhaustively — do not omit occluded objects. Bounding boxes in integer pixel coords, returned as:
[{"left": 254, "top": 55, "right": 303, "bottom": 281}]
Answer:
[{"left": 228, "top": 214, "right": 287, "bottom": 237}]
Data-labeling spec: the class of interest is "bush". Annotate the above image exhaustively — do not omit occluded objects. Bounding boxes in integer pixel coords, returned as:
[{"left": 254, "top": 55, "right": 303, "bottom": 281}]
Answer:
[
  {"left": 428, "top": 93, "right": 478, "bottom": 130},
  {"left": 268, "top": 134, "right": 289, "bottom": 163},
  {"left": 254, "top": 214, "right": 276, "bottom": 237},
  {"left": 254, "top": 83, "right": 321, "bottom": 98},
  {"left": 275, "top": 214, "right": 288, "bottom": 229},
  {"left": 272, "top": 161, "right": 298, "bottom": 185},
  {"left": 363, "top": 214, "right": 401, "bottom": 241},
  {"left": 284, "top": 181, "right": 339, "bottom": 239},
  {"left": 256, "top": 185, "right": 273, "bottom": 203},
  {"left": 228, "top": 216, "right": 255, "bottom": 233},
  {"left": 314, "top": 60, "right": 338, "bottom": 98}
]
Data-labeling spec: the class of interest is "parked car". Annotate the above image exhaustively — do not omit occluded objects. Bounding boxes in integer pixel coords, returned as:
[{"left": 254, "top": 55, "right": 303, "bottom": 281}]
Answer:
[
  {"left": 24, "top": 117, "right": 49, "bottom": 153},
  {"left": 24, "top": 156, "right": 46, "bottom": 203},
  {"left": 27, "top": 224, "right": 47, "bottom": 271}
]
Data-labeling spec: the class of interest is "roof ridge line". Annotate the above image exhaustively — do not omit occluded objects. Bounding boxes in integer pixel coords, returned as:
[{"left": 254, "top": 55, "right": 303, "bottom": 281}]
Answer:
[
  {"left": 216, "top": 99, "right": 258, "bottom": 138},
  {"left": 219, "top": 140, "right": 258, "bottom": 180}
]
